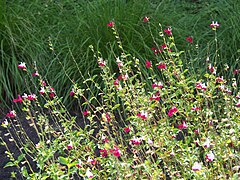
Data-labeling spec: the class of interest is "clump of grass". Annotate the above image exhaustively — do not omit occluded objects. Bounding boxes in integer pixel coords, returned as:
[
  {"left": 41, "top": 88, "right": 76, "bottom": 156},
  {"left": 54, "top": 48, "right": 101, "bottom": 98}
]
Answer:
[
  {"left": 1, "top": 0, "right": 239, "bottom": 109},
  {"left": 1, "top": 18, "right": 239, "bottom": 179}
]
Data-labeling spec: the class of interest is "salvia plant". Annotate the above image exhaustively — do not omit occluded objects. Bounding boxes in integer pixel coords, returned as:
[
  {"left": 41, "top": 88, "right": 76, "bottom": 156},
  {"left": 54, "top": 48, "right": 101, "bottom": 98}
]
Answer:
[{"left": 1, "top": 18, "right": 240, "bottom": 180}]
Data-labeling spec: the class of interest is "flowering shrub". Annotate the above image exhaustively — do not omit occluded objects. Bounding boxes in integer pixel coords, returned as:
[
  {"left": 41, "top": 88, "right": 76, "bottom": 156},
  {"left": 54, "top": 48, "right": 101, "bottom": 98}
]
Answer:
[{"left": 1, "top": 19, "right": 239, "bottom": 179}]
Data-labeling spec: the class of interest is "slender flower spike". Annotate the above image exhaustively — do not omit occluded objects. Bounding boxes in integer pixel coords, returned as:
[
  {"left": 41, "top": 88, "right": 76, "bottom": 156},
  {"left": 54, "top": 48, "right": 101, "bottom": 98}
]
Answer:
[
  {"left": 18, "top": 62, "right": 26, "bottom": 69},
  {"left": 210, "top": 21, "right": 220, "bottom": 30},
  {"left": 164, "top": 27, "right": 172, "bottom": 36},
  {"left": 206, "top": 151, "right": 215, "bottom": 162},
  {"left": 107, "top": 21, "right": 114, "bottom": 27},
  {"left": 13, "top": 95, "right": 23, "bottom": 103},
  {"left": 86, "top": 169, "right": 94, "bottom": 179},
  {"left": 145, "top": 60, "right": 151, "bottom": 68},
  {"left": 186, "top": 36, "right": 193, "bottom": 43},
  {"left": 192, "top": 162, "right": 202, "bottom": 171},
  {"left": 143, "top": 16, "right": 149, "bottom": 22},
  {"left": 6, "top": 110, "right": 16, "bottom": 118}
]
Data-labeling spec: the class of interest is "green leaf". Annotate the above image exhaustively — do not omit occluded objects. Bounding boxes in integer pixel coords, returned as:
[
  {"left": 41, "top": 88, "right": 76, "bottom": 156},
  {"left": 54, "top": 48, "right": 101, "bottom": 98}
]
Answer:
[
  {"left": 58, "top": 156, "right": 68, "bottom": 165},
  {"left": 4, "top": 162, "right": 16, "bottom": 168},
  {"left": 21, "top": 166, "right": 29, "bottom": 177}
]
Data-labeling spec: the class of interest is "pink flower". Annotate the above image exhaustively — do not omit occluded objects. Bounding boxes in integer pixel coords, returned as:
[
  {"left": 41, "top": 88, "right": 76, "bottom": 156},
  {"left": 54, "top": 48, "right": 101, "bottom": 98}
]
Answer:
[
  {"left": 186, "top": 36, "right": 193, "bottom": 43},
  {"left": 124, "top": 127, "right": 130, "bottom": 133},
  {"left": 161, "top": 44, "right": 167, "bottom": 49},
  {"left": 177, "top": 121, "right": 188, "bottom": 129},
  {"left": 157, "top": 62, "right": 167, "bottom": 69},
  {"left": 203, "top": 138, "right": 211, "bottom": 148},
  {"left": 49, "top": 88, "right": 55, "bottom": 98},
  {"left": 137, "top": 110, "right": 148, "bottom": 120},
  {"left": 98, "top": 58, "right": 106, "bottom": 67},
  {"left": 13, "top": 95, "right": 23, "bottom": 103},
  {"left": 152, "top": 82, "right": 163, "bottom": 89},
  {"left": 113, "top": 79, "right": 119, "bottom": 86},
  {"left": 168, "top": 106, "right": 178, "bottom": 117},
  {"left": 109, "top": 146, "right": 121, "bottom": 157},
  {"left": 39, "top": 87, "right": 45, "bottom": 95},
  {"left": 150, "top": 92, "right": 160, "bottom": 101},
  {"left": 18, "top": 62, "right": 26, "bottom": 69},
  {"left": 69, "top": 88, "right": 75, "bottom": 96},
  {"left": 206, "top": 151, "right": 214, "bottom": 162},
  {"left": 164, "top": 27, "right": 172, "bottom": 36},
  {"left": 100, "top": 149, "right": 108, "bottom": 157},
  {"left": 208, "top": 64, "right": 216, "bottom": 74},
  {"left": 101, "top": 135, "right": 109, "bottom": 143},
  {"left": 233, "top": 69, "right": 239, "bottom": 75},
  {"left": 83, "top": 109, "right": 90, "bottom": 116},
  {"left": 145, "top": 60, "right": 151, "bottom": 68},
  {"left": 191, "top": 107, "right": 201, "bottom": 111},
  {"left": 143, "top": 16, "right": 149, "bottom": 22},
  {"left": 216, "top": 76, "right": 224, "bottom": 83},
  {"left": 6, "top": 110, "right": 16, "bottom": 118},
  {"left": 76, "top": 159, "right": 82, "bottom": 168},
  {"left": 196, "top": 82, "right": 207, "bottom": 91},
  {"left": 107, "top": 21, "right": 114, "bottom": 27},
  {"left": 27, "top": 94, "right": 36, "bottom": 101},
  {"left": 87, "top": 157, "right": 96, "bottom": 165},
  {"left": 236, "top": 100, "right": 240, "bottom": 107},
  {"left": 122, "top": 74, "right": 129, "bottom": 81},
  {"left": 86, "top": 169, "right": 93, "bottom": 179},
  {"left": 194, "top": 129, "right": 199, "bottom": 134},
  {"left": 130, "top": 137, "right": 142, "bottom": 145},
  {"left": 148, "top": 138, "right": 153, "bottom": 145},
  {"left": 192, "top": 162, "right": 202, "bottom": 171},
  {"left": 32, "top": 71, "right": 39, "bottom": 77},
  {"left": 210, "top": 21, "right": 220, "bottom": 29},
  {"left": 41, "top": 80, "right": 46, "bottom": 86},
  {"left": 106, "top": 113, "right": 111, "bottom": 122},
  {"left": 67, "top": 142, "right": 73, "bottom": 150}
]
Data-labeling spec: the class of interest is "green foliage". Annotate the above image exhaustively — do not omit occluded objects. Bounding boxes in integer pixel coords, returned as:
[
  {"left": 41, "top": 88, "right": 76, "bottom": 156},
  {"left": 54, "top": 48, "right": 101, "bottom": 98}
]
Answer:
[{"left": 1, "top": 0, "right": 239, "bottom": 108}]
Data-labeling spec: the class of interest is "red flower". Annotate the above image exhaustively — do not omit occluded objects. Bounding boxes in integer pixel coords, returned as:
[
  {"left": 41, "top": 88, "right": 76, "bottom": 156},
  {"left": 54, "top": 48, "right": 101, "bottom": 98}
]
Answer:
[
  {"left": 83, "top": 109, "right": 90, "bottom": 116},
  {"left": 18, "top": 62, "right": 26, "bottom": 69},
  {"left": 150, "top": 92, "right": 160, "bottom": 101},
  {"left": 6, "top": 110, "right": 16, "bottom": 118},
  {"left": 164, "top": 27, "right": 172, "bottom": 36},
  {"left": 107, "top": 21, "right": 114, "bottom": 27},
  {"left": 76, "top": 159, "right": 82, "bottom": 168},
  {"left": 100, "top": 149, "right": 108, "bottom": 157},
  {"left": 177, "top": 121, "right": 188, "bottom": 129},
  {"left": 143, "top": 16, "right": 149, "bottom": 22},
  {"left": 130, "top": 137, "right": 142, "bottom": 145},
  {"left": 137, "top": 110, "right": 148, "bottom": 120},
  {"left": 124, "top": 127, "right": 130, "bottom": 133},
  {"left": 69, "top": 88, "right": 75, "bottom": 96},
  {"left": 109, "top": 146, "right": 121, "bottom": 157},
  {"left": 191, "top": 107, "right": 201, "bottom": 111},
  {"left": 67, "top": 142, "right": 73, "bottom": 150},
  {"left": 168, "top": 106, "right": 178, "bottom": 117},
  {"left": 157, "top": 62, "right": 166, "bottom": 70},
  {"left": 186, "top": 36, "right": 193, "bottom": 43},
  {"left": 40, "top": 87, "right": 45, "bottom": 95},
  {"left": 32, "top": 72, "right": 39, "bottom": 77},
  {"left": 233, "top": 69, "right": 239, "bottom": 75},
  {"left": 210, "top": 21, "right": 220, "bottom": 29},
  {"left": 145, "top": 60, "right": 151, "bottom": 68},
  {"left": 13, "top": 95, "right": 23, "bottom": 103},
  {"left": 113, "top": 79, "right": 119, "bottom": 86},
  {"left": 27, "top": 94, "right": 36, "bottom": 101}
]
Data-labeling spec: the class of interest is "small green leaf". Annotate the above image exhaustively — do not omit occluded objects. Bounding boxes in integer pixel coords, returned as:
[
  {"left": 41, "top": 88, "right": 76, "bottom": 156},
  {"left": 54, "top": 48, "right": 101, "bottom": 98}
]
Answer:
[
  {"left": 58, "top": 156, "right": 68, "bottom": 165},
  {"left": 4, "top": 162, "right": 15, "bottom": 168}
]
